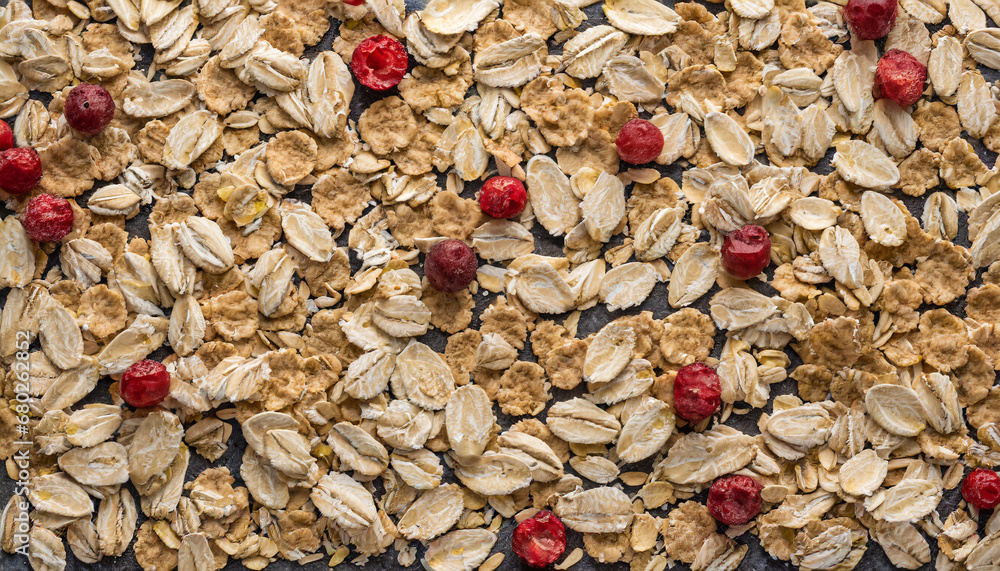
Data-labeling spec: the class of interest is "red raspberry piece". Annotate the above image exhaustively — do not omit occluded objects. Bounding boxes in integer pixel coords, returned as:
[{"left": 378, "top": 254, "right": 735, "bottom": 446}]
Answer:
[
  {"left": 120, "top": 360, "right": 171, "bottom": 408},
  {"left": 842, "top": 0, "right": 897, "bottom": 41},
  {"left": 615, "top": 118, "right": 664, "bottom": 164},
  {"left": 424, "top": 239, "right": 478, "bottom": 293},
  {"left": 0, "top": 121, "right": 12, "bottom": 151},
  {"left": 479, "top": 176, "right": 527, "bottom": 219},
  {"left": 874, "top": 49, "right": 927, "bottom": 108},
  {"left": 65, "top": 83, "right": 116, "bottom": 136},
  {"left": 21, "top": 194, "right": 74, "bottom": 243},
  {"left": 351, "top": 35, "right": 409, "bottom": 91},
  {"left": 962, "top": 468, "right": 1000, "bottom": 510},
  {"left": 673, "top": 362, "right": 721, "bottom": 423},
  {"left": 344, "top": 0, "right": 364, "bottom": 4},
  {"left": 512, "top": 510, "right": 566, "bottom": 568},
  {"left": 721, "top": 225, "right": 771, "bottom": 280},
  {"left": 0, "top": 148, "right": 43, "bottom": 195},
  {"left": 708, "top": 475, "right": 764, "bottom": 525}
]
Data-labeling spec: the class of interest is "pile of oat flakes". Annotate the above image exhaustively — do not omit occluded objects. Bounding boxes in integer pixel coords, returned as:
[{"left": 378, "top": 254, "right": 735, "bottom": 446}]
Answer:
[{"left": 3, "top": 0, "right": 1000, "bottom": 569}]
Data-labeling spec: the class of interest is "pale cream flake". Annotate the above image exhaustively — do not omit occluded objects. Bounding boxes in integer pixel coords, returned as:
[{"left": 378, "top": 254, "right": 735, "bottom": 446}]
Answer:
[
  {"left": 246, "top": 249, "right": 296, "bottom": 317},
  {"left": 311, "top": 472, "right": 378, "bottom": 532},
  {"left": 860, "top": 191, "right": 907, "bottom": 247},
  {"left": 705, "top": 112, "right": 755, "bottom": 166},
  {"left": 615, "top": 395, "right": 675, "bottom": 463},
  {"left": 373, "top": 295, "right": 432, "bottom": 338},
  {"left": 243, "top": 412, "right": 318, "bottom": 482},
  {"left": 603, "top": 0, "right": 681, "bottom": 35},
  {"left": 87, "top": 185, "right": 143, "bottom": 217},
  {"left": 328, "top": 422, "right": 390, "bottom": 477},
  {"left": 497, "top": 431, "right": 563, "bottom": 482},
  {"left": 390, "top": 340, "right": 456, "bottom": 410},
  {"left": 602, "top": 55, "right": 665, "bottom": 103},
  {"left": 508, "top": 257, "right": 577, "bottom": 314},
  {"left": 922, "top": 192, "right": 959, "bottom": 240},
  {"left": 950, "top": 0, "right": 987, "bottom": 34},
  {"left": 38, "top": 299, "right": 84, "bottom": 370},
  {"left": 871, "top": 99, "right": 917, "bottom": 159},
  {"left": 832, "top": 140, "right": 900, "bottom": 190},
  {"left": 453, "top": 452, "right": 532, "bottom": 495},
  {"left": 839, "top": 449, "right": 888, "bottom": 496},
  {"left": 634, "top": 207, "right": 684, "bottom": 261},
  {"left": 928, "top": 35, "right": 962, "bottom": 98},
  {"left": 95, "top": 490, "right": 137, "bottom": 558},
  {"left": 0, "top": 216, "right": 34, "bottom": 289},
  {"left": 554, "top": 486, "right": 634, "bottom": 533},
  {"left": 129, "top": 410, "right": 183, "bottom": 495},
  {"left": 422, "top": 529, "right": 497, "bottom": 571},
  {"left": 420, "top": 0, "right": 501, "bottom": 35},
  {"left": 668, "top": 242, "right": 720, "bottom": 307},
  {"left": 391, "top": 448, "right": 443, "bottom": 489},
  {"left": 474, "top": 34, "right": 545, "bottom": 88},
  {"left": 900, "top": 0, "right": 947, "bottom": 24},
  {"left": 582, "top": 171, "right": 626, "bottom": 243},
  {"left": 561, "top": 26, "right": 628, "bottom": 79},
  {"left": 29, "top": 473, "right": 93, "bottom": 518},
  {"left": 654, "top": 426, "right": 757, "bottom": 485},
  {"left": 176, "top": 217, "right": 235, "bottom": 273},
  {"left": 957, "top": 69, "right": 997, "bottom": 138},
  {"left": 584, "top": 322, "right": 636, "bottom": 384},
  {"left": 569, "top": 456, "right": 619, "bottom": 484},
  {"left": 547, "top": 398, "right": 621, "bottom": 444},
  {"left": 446, "top": 384, "right": 495, "bottom": 459},
  {"left": 471, "top": 221, "right": 535, "bottom": 261},
  {"left": 279, "top": 201, "right": 334, "bottom": 262},
  {"left": 163, "top": 110, "right": 223, "bottom": 170},
  {"left": 865, "top": 384, "right": 927, "bottom": 437},
  {"left": 871, "top": 521, "right": 931, "bottom": 569},
  {"left": 789, "top": 197, "right": 842, "bottom": 231},
  {"left": 818, "top": 226, "right": 865, "bottom": 289},
  {"left": 345, "top": 351, "right": 396, "bottom": 400},
  {"left": 599, "top": 262, "right": 658, "bottom": 311},
  {"left": 97, "top": 315, "right": 169, "bottom": 375},
  {"left": 526, "top": 155, "right": 581, "bottom": 237},
  {"left": 396, "top": 484, "right": 464, "bottom": 540},
  {"left": 913, "top": 372, "right": 963, "bottom": 433},
  {"left": 58, "top": 442, "right": 129, "bottom": 487}
]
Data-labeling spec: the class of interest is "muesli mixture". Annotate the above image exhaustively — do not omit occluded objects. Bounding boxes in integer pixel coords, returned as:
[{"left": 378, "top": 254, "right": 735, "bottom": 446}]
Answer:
[{"left": 2, "top": 0, "right": 1000, "bottom": 570}]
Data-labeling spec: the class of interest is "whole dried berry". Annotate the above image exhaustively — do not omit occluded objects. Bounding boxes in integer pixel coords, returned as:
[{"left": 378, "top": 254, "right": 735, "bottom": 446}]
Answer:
[
  {"left": 708, "top": 475, "right": 764, "bottom": 525},
  {"left": 351, "top": 35, "right": 409, "bottom": 91},
  {"left": 0, "top": 121, "right": 12, "bottom": 151},
  {"left": 962, "top": 468, "right": 1000, "bottom": 510},
  {"left": 479, "top": 176, "right": 528, "bottom": 219},
  {"left": 512, "top": 510, "right": 566, "bottom": 568},
  {"left": 842, "top": 0, "right": 897, "bottom": 40},
  {"left": 615, "top": 118, "right": 664, "bottom": 164},
  {"left": 874, "top": 49, "right": 927, "bottom": 108},
  {"left": 424, "top": 239, "right": 478, "bottom": 293},
  {"left": 21, "top": 194, "right": 73, "bottom": 243},
  {"left": 65, "top": 83, "right": 116, "bottom": 136},
  {"left": 721, "top": 225, "right": 771, "bottom": 280},
  {"left": 0, "top": 147, "right": 42, "bottom": 195},
  {"left": 673, "top": 362, "right": 722, "bottom": 423},
  {"left": 120, "top": 360, "right": 171, "bottom": 408}
]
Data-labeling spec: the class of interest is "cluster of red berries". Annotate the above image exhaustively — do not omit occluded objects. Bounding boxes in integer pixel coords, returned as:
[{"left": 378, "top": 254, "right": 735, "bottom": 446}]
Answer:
[{"left": 843, "top": 0, "right": 927, "bottom": 108}]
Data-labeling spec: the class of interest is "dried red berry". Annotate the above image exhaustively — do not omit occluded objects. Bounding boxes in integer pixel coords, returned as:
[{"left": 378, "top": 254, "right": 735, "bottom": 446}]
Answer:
[
  {"left": 351, "top": 35, "right": 409, "bottom": 91},
  {"left": 65, "top": 83, "right": 116, "bottom": 136},
  {"left": 343, "top": 0, "right": 364, "bottom": 4},
  {"left": 708, "top": 475, "right": 764, "bottom": 525},
  {"left": 512, "top": 510, "right": 566, "bottom": 568},
  {"left": 424, "top": 239, "right": 478, "bottom": 293},
  {"left": 0, "top": 121, "right": 12, "bottom": 151},
  {"left": 962, "top": 468, "right": 1000, "bottom": 510},
  {"left": 0, "top": 147, "right": 42, "bottom": 195},
  {"left": 479, "top": 176, "right": 528, "bottom": 219},
  {"left": 615, "top": 118, "right": 664, "bottom": 164},
  {"left": 21, "top": 194, "right": 74, "bottom": 243},
  {"left": 120, "top": 360, "right": 171, "bottom": 408},
  {"left": 874, "top": 49, "right": 927, "bottom": 108},
  {"left": 842, "top": 0, "right": 897, "bottom": 41},
  {"left": 673, "top": 362, "right": 721, "bottom": 423},
  {"left": 721, "top": 225, "right": 771, "bottom": 280}
]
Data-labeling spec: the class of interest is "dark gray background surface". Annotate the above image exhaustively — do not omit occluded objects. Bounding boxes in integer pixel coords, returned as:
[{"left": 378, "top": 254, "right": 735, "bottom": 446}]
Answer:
[{"left": 1, "top": 0, "right": 992, "bottom": 569}]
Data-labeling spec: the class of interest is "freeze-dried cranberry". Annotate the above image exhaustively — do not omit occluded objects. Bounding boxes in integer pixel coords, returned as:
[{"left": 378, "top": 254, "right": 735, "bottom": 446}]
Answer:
[
  {"left": 0, "top": 121, "right": 12, "bottom": 151},
  {"left": 962, "top": 468, "right": 1000, "bottom": 510},
  {"left": 120, "top": 360, "right": 171, "bottom": 408},
  {"left": 21, "top": 194, "right": 73, "bottom": 243},
  {"left": 424, "top": 239, "right": 478, "bottom": 293},
  {"left": 0, "top": 147, "right": 42, "bottom": 195},
  {"left": 842, "top": 0, "right": 897, "bottom": 41},
  {"left": 65, "top": 83, "right": 116, "bottom": 136},
  {"left": 343, "top": 0, "right": 364, "bottom": 4},
  {"left": 512, "top": 510, "right": 566, "bottom": 568},
  {"left": 721, "top": 225, "right": 771, "bottom": 280},
  {"left": 351, "top": 35, "right": 409, "bottom": 91},
  {"left": 673, "top": 362, "right": 722, "bottom": 423},
  {"left": 615, "top": 118, "right": 664, "bottom": 164},
  {"left": 874, "top": 49, "right": 927, "bottom": 108},
  {"left": 708, "top": 475, "right": 764, "bottom": 525},
  {"left": 479, "top": 176, "right": 527, "bottom": 219}
]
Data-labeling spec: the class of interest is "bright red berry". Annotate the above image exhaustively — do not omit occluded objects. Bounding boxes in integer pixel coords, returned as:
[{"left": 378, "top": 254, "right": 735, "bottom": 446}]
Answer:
[
  {"left": 673, "top": 363, "right": 722, "bottom": 423},
  {"left": 708, "top": 475, "right": 764, "bottom": 526},
  {"left": 962, "top": 469, "right": 1000, "bottom": 510},
  {"left": 343, "top": 0, "right": 364, "bottom": 4},
  {"left": 0, "top": 148, "right": 42, "bottom": 195},
  {"left": 842, "top": 0, "right": 897, "bottom": 41},
  {"left": 351, "top": 35, "right": 409, "bottom": 91},
  {"left": 120, "top": 360, "right": 171, "bottom": 408},
  {"left": 21, "top": 194, "right": 74, "bottom": 243},
  {"left": 721, "top": 225, "right": 771, "bottom": 280},
  {"left": 479, "top": 176, "right": 527, "bottom": 219},
  {"left": 874, "top": 49, "right": 927, "bottom": 108},
  {"left": 0, "top": 121, "right": 12, "bottom": 151},
  {"left": 512, "top": 510, "right": 566, "bottom": 568},
  {"left": 64, "top": 83, "right": 116, "bottom": 136},
  {"left": 424, "top": 239, "right": 478, "bottom": 293},
  {"left": 615, "top": 118, "right": 664, "bottom": 164}
]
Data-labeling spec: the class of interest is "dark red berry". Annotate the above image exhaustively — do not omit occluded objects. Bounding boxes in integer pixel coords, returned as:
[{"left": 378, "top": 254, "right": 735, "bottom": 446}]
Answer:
[
  {"left": 0, "top": 147, "right": 42, "bottom": 195},
  {"left": 344, "top": 0, "right": 364, "bottom": 4},
  {"left": 874, "top": 49, "right": 927, "bottom": 108},
  {"left": 424, "top": 239, "right": 477, "bottom": 293},
  {"left": 721, "top": 225, "right": 771, "bottom": 280},
  {"left": 0, "top": 121, "right": 12, "bottom": 151},
  {"left": 65, "top": 83, "right": 116, "bottom": 136},
  {"left": 479, "top": 176, "right": 527, "bottom": 219},
  {"left": 21, "top": 194, "right": 74, "bottom": 243},
  {"left": 512, "top": 510, "right": 566, "bottom": 568},
  {"left": 842, "top": 0, "right": 897, "bottom": 41},
  {"left": 673, "top": 363, "right": 721, "bottom": 423},
  {"left": 962, "top": 469, "right": 1000, "bottom": 510},
  {"left": 615, "top": 118, "right": 664, "bottom": 164},
  {"left": 120, "top": 360, "right": 171, "bottom": 408},
  {"left": 351, "top": 35, "right": 409, "bottom": 91},
  {"left": 708, "top": 475, "right": 764, "bottom": 526}
]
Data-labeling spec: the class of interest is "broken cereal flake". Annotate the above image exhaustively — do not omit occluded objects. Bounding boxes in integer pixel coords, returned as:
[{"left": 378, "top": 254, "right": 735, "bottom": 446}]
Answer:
[
  {"left": 422, "top": 282, "right": 475, "bottom": 334},
  {"left": 134, "top": 520, "right": 178, "bottom": 571},
  {"left": 261, "top": 10, "right": 307, "bottom": 56},
  {"left": 392, "top": 119, "right": 444, "bottom": 176},
  {"left": 661, "top": 501, "right": 717, "bottom": 564},
  {"left": 521, "top": 76, "right": 594, "bottom": 147},
  {"left": 877, "top": 278, "right": 922, "bottom": 332},
  {"left": 266, "top": 130, "right": 318, "bottom": 187},
  {"left": 49, "top": 280, "right": 82, "bottom": 314},
  {"left": 149, "top": 193, "right": 198, "bottom": 226},
  {"left": 357, "top": 96, "right": 419, "bottom": 156},
  {"left": 666, "top": 65, "right": 731, "bottom": 111},
  {"left": 481, "top": 297, "right": 528, "bottom": 350},
  {"left": 791, "top": 364, "right": 834, "bottom": 402},
  {"left": 78, "top": 285, "right": 128, "bottom": 339},
  {"left": 660, "top": 308, "right": 715, "bottom": 367},
  {"left": 201, "top": 267, "right": 246, "bottom": 299},
  {"left": 90, "top": 127, "right": 138, "bottom": 181},
  {"left": 196, "top": 56, "right": 257, "bottom": 116},
  {"left": 192, "top": 172, "right": 226, "bottom": 221},
  {"left": 503, "top": 0, "right": 558, "bottom": 39},
  {"left": 542, "top": 338, "right": 588, "bottom": 391},
  {"left": 530, "top": 320, "right": 569, "bottom": 358},
  {"left": 303, "top": 248, "right": 350, "bottom": 297},
  {"left": 510, "top": 418, "right": 570, "bottom": 464},
  {"left": 807, "top": 316, "right": 862, "bottom": 369},
  {"left": 85, "top": 223, "right": 129, "bottom": 264},
  {"left": 954, "top": 346, "right": 994, "bottom": 406},
  {"left": 919, "top": 309, "right": 970, "bottom": 373},
  {"left": 496, "top": 361, "right": 550, "bottom": 417},
  {"left": 399, "top": 59, "right": 474, "bottom": 114},
  {"left": 222, "top": 126, "right": 261, "bottom": 157},
  {"left": 555, "top": 129, "right": 620, "bottom": 176},
  {"left": 313, "top": 130, "right": 357, "bottom": 172},
  {"left": 387, "top": 203, "right": 435, "bottom": 248},
  {"left": 276, "top": 0, "right": 331, "bottom": 47},
  {"left": 302, "top": 308, "right": 360, "bottom": 365},
  {"left": 201, "top": 290, "right": 259, "bottom": 342},
  {"left": 81, "top": 23, "right": 135, "bottom": 70},
  {"left": 38, "top": 137, "right": 99, "bottom": 197},
  {"left": 445, "top": 329, "right": 482, "bottom": 386},
  {"left": 967, "top": 285, "right": 1000, "bottom": 325},
  {"left": 430, "top": 190, "right": 485, "bottom": 241},
  {"left": 778, "top": 12, "right": 842, "bottom": 75},
  {"left": 583, "top": 532, "right": 633, "bottom": 564},
  {"left": 219, "top": 209, "right": 282, "bottom": 264},
  {"left": 311, "top": 168, "right": 370, "bottom": 235},
  {"left": 627, "top": 177, "right": 683, "bottom": 231},
  {"left": 670, "top": 20, "right": 717, "bottom": 66},
  {"left": 940, "top": 137, "right": 989, "bottom": 189},
  {"left": 723, "top": 52, "right": 765, "bottom": 108},
  {"left": 135, "top": 119, "right": 172, "bottom": 166},
  {"left": 894, "top": 148, "right": 940, "bottom": 197},
  {"left": 913, "top": 100, "right": 962, "bottom": 153},
  {"left": 196, "top": 341, "right": 239, "bottom": 371},
  {"left": 914, "top": 240, "right": 973, "bottom": 306}
]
